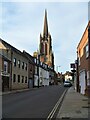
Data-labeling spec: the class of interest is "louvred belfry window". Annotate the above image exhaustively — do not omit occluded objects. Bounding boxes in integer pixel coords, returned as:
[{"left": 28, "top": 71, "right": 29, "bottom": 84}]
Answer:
[{"left": 45, "top": 43, "right": 47, "bottom": 55}]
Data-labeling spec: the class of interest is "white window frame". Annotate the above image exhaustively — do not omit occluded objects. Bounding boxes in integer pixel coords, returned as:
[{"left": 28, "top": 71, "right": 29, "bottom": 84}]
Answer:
[
  {"left": 4, "top": 61, "right": 8, "bottom": 73},
  {"left": 86, "top": 44, "right": 89, "bottom": 58}
]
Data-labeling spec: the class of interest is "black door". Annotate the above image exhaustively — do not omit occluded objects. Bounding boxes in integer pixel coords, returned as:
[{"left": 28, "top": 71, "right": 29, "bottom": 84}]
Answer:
[{"left": 2, "top": 76, "right": 9, "bottom": 92}]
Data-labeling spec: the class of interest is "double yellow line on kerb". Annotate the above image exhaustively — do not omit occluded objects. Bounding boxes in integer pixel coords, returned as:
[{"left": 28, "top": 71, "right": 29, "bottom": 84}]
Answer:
[{"left": 46, "top": 89, "right": 67, "bottom": 120}]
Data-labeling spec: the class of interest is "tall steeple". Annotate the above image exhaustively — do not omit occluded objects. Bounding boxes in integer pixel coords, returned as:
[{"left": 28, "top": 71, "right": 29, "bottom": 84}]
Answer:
[
  {"left": 39, "top": 9, "right": 54, "bottom": 70},
  {"left": 43, "top": 9, "right": 48, "bottom": 38}
]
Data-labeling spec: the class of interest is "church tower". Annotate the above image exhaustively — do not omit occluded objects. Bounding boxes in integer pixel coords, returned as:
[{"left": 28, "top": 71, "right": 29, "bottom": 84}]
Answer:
[{"left": 39, "top": 10, "right": 54, "bottom": 69}]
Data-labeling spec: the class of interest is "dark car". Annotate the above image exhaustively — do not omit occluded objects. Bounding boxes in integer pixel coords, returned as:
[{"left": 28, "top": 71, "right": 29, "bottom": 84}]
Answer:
[{"left": 64, "top": 81, "right": 72, "bottom": 87}]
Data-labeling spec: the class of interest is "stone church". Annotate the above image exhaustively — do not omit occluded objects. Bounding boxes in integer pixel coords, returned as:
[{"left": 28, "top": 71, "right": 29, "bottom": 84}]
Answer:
[{"left": 39, "top": 10, "right": 54, "bottom": 69}]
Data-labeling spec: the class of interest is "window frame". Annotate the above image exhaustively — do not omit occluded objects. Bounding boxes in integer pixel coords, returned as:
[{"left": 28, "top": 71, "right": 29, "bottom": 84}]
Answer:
[
  {"left": 13, "top": 58, "right": 16, "bottom": 67},
  {"left": 86, "top": 44, "right": 89, "bottom": 58},
  {"left": 18, "top": 75, "right": 20, "bottom": 83},
  {"left": 13, "top": 74, "right": 16, "bottom": 83}
]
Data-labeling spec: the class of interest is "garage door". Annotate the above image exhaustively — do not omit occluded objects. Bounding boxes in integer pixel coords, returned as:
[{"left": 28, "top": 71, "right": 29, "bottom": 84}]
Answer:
[{"left": 79, "top": 70, "right": 86, "bottom": 95}]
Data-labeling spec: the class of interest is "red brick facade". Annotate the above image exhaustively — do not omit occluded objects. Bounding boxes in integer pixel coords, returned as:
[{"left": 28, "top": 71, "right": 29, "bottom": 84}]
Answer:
[{"left": 77, "top": 21, "right": 90, "bottom": 95}]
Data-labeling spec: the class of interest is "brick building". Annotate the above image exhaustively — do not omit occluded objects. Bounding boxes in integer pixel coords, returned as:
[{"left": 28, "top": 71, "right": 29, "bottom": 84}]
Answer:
[
  {"left": 0, "top": 39, "right": 28, "bottom": 91},
  {"left": 77, "top": 21, "right": 90, "bottom": 95}
]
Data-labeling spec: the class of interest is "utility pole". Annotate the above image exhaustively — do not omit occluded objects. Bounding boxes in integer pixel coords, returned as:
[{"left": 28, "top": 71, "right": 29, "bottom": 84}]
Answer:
[{"left": 76, "top": 52, "right": 79, "bottom": 92}]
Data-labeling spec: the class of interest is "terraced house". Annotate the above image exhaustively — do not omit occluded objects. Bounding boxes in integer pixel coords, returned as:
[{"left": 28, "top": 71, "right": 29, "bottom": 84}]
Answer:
[
  {"left": 77, "top": 21, "right": 90, "bottom": 96},
  {"left": 0, "top": 38, "right": 56, "bottom": 92},
  {"left": 0, "top": 38, "right": 28, "bottom": 91}
]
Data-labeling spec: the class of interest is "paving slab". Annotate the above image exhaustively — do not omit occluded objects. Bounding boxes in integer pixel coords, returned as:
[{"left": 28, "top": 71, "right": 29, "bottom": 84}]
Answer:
[{"left": 57, "top": 87, "right": 89, "bottom": 119}]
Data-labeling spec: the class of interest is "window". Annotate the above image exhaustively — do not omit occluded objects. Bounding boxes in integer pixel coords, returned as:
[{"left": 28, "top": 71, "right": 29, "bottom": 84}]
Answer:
[
  {"left": 18, "top": 60, "right": 20, "bottom": 68},
  {"left": 4, "top": 61, "right": 8, "bottom": 73},
  {"left": 13, "top": 74, "right": 16, "bottom": 82},
  {"left": 22, "top": 62, "right": 24, "bottom": 69},
  {"left": 45, "top": 57, "right": 48, "bottom": 62},
  {"left": 45, "top": 43, "right": 47, "bottom": 55},
  {"left": 18, "top": 75, "right": 20, "bottom": 83},
  {"left": 22, "top": 76, "right": 24, "bottom": 83},
  {"left": 25, "top": 63, "right": 27, "bottom": 71},
  {"left": 41, "top": 43, "right": 44, "bottom": 53},
  {"left": 86, "top": 44, "right": 89, "bottom": 58},
  {"left": 34, "top": 58, "right": 36, "bottom": 63},
  {"left": 25, "top": 77, "right": 27, "bottom": 83},
  {"left": 13, "top": 58, "right": 16, "bottom": 67}
]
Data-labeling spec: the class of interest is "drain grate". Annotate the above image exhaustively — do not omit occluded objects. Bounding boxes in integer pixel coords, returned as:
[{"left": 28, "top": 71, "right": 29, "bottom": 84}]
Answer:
[
  {"left": 82, "top": 106, "right": 90, "bottom": 108},
  {"left": 75, "top": 110, "right": 81, "bottom": 114},
  {"left": 62, "top": 117, "right": 70, "bottom": 119},
  {"left": 82, "top": 99, "right": 88, "bottom": 101}
]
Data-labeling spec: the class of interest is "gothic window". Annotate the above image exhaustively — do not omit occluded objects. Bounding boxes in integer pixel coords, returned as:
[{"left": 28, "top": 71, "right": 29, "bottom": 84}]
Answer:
[{"left": 41, "top": 43, "right": 44, "bottom": 53}]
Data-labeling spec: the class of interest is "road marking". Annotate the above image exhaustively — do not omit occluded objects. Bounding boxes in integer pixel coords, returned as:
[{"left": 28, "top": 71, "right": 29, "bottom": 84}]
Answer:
[{"left": 46, "top": 89, "right": 67, "bottom": 120}]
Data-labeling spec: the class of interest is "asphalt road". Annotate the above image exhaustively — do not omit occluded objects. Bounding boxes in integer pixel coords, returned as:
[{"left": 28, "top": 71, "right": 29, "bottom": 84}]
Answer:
[{"left": 2, "top": 84, "right": 67, "bottom": 119}]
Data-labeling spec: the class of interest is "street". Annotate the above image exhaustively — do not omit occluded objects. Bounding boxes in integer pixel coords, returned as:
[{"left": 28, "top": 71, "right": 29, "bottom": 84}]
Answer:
[{"left": 2, "top": 84, "right": 68, "bottom": 119}]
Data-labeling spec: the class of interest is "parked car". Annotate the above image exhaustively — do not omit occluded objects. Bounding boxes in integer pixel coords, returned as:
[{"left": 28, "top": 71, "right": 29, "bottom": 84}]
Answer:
[{"left": 64, "top": 81, "right": 72, "bottom": 87}]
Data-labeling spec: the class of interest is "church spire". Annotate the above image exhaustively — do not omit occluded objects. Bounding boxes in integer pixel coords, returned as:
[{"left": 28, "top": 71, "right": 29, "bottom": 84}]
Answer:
[{"left": 43, "top": 9, "right": 48, "bottom": 38}]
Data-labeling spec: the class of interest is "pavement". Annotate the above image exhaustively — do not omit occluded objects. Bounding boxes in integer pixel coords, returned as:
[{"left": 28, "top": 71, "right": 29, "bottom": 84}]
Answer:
[
  {"left": 56, "top": 86, "right": 89, "bottom": 119},
  {"left": 1, "top": 87, "right": 39, "bottom": 95}
]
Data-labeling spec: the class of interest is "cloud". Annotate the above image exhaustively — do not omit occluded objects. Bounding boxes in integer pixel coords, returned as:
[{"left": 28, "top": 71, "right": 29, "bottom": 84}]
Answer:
[{"left": 1, "top": 2, "right": 88, "bottom": 73}]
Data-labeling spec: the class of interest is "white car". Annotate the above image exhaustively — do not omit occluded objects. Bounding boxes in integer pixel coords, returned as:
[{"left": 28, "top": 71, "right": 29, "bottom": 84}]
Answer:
[{"left": 64, "top": 81, "right": 72, "bottom": 87}]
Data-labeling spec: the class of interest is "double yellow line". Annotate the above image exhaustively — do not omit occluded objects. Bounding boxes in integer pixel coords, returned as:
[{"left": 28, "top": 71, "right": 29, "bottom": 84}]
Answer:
[{"left": 46, "top": 89, "right": 67, "bottom": 120}]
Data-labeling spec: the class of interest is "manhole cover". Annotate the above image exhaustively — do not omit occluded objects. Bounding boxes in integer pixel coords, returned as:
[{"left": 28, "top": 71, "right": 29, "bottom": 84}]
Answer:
[{"left": 75, "top": 110, "right": 81, "bottom": 114}]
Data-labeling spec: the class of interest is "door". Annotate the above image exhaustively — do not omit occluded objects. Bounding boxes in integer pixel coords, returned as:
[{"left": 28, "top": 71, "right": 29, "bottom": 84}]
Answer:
[
  {"left": 2, "top": 76, "right": 9, "bottom": 92},
  {"left": 28, "top": 79, "right": 33, "bottom": 88},
  {"left": 79, "top": 70, "right": 86, "bottom": 94}
]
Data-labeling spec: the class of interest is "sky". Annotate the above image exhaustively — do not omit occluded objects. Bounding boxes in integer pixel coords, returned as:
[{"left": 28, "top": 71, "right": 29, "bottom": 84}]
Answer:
[{"left": 0, "top": 1, "right": 89, "bottom": 73}]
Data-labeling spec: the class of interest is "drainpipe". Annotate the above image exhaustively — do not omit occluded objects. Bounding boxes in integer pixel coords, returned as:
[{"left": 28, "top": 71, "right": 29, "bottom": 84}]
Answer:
[
  {"left": 88, "top": 24, "right": 90, "bottom": 97},
  {"left": 9, "top": 48, "right": 12, "bottom": 91},
  {"left": 76, "top": 51, "right": 79, "bottom": 92}
]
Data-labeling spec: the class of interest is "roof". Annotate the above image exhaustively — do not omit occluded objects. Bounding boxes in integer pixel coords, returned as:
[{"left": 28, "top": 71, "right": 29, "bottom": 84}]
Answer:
[
  {"left": 77, "top": 21, "right": 90, "bottom": 49},
  {"left": 0, "top": 53, "right": 11, "bottom": 61},
  {"left": 0, "top": 38, "right": 28, "bottom": 58},
  {"left": 23, "top": 50, "right": 34, "bottom": 64}
]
